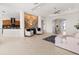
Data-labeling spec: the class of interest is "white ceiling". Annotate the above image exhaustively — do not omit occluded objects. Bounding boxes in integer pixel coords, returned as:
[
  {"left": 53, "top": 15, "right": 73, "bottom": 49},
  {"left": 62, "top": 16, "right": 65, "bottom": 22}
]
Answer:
[
  {"left": 0, "top": 3, "right": 79, "bottom": 18},
  {"left": 0, "top": 3, "right": 41, "bottom": 18},
  {"left": 32, "top": 3, "right": 79, "bottom": 16}
]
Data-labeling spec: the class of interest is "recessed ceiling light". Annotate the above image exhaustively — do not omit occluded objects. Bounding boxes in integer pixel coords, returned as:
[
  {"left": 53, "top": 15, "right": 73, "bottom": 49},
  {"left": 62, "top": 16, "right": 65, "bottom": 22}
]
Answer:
[
  {"left": 33, "top": 3, "right": 39, "bottom": 5},
  {"left": 29, "top": 9, "right": 32, "bottom": 11},
  {"left": 2, "top": 10, "right": 6, "bottom": 13},
  {"left": 1, "top": 10, "right": 7, "bottom": 15}
]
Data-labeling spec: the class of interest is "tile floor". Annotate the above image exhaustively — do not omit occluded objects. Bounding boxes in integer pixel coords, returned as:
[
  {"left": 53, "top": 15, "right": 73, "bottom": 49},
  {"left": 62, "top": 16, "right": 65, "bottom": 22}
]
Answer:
[{"left": 0, "top": 33, "right": 76, "bottom": 55}]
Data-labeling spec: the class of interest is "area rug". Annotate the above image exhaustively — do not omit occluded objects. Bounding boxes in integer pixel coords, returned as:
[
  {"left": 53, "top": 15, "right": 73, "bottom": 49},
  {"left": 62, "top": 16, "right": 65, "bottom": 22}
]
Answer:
[{"left": 43, "top": 35, "right": 56, "bottom": 43}]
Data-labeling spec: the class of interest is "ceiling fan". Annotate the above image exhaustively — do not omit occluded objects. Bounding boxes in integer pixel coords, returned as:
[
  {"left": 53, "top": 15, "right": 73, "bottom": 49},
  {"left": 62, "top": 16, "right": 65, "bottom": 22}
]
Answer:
[{"left": 53, "top": 8, "right": 61, "bottom": 14}]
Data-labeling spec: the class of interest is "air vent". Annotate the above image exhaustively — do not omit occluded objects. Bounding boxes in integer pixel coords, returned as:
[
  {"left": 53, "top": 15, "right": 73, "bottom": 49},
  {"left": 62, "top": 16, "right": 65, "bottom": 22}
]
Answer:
[
  {"left": 2, "top": 10, "right": 6, "bottom": 13},
  {"left": 53, "top": 10, "right": 61, "bottom": 14},
  {"left": 33, "top": 3, "right": 39, "bottom": 5}
]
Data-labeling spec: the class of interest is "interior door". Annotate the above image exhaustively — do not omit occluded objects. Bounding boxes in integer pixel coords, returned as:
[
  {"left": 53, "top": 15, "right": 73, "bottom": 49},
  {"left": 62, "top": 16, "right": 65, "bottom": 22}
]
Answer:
[{"left": 55, "top": 19, "right": 65, "bottom": 34}]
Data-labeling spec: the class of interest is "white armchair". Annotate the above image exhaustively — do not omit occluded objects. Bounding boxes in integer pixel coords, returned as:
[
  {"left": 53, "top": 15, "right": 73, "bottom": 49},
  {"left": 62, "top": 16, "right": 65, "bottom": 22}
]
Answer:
[
  {"left": 25, "top": 29, "right": 33, "bottom": 37},
  {"left": 36, "top": 28, "right": 43, "bottom": 34}
]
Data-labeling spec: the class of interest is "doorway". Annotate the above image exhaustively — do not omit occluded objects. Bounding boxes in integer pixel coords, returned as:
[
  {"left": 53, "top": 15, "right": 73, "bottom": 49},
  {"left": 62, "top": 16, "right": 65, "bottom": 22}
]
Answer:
[{"left": 54, "top": 19, "right": 66, "bottom": 34}]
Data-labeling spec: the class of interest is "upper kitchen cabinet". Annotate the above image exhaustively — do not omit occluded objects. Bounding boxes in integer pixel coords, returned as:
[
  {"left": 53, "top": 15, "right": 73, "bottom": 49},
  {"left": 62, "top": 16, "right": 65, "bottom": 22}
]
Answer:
[{"left": 3, "top": 18, "right": 20, "bottom": 29}]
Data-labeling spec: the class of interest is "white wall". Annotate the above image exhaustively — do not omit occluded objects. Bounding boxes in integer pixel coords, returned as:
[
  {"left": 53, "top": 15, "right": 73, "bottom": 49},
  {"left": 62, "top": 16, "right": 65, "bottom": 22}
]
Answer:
[
  {"left": 19, "top": 11, "right": 24, "bottom": 37},
  {"left": 44, "top": 9, "right": 79, "bottom": 34},
  {"left": 63, "top": 14, "right": 79, "bottom": 34},
  {"left": 52, "top": 10, "right": 79, "bottom": 34},
  {"left": 44, "top": 16, "right": 55, "bottom": 33},
  {"left": 0, "top": 14, "right": 2, "bottom": 36}
]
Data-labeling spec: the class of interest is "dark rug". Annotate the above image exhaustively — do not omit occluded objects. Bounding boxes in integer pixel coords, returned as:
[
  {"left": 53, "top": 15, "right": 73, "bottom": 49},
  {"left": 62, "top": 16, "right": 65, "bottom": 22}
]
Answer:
[{"left": 43, "top": 35, "right": 56, "bottom": 43}]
